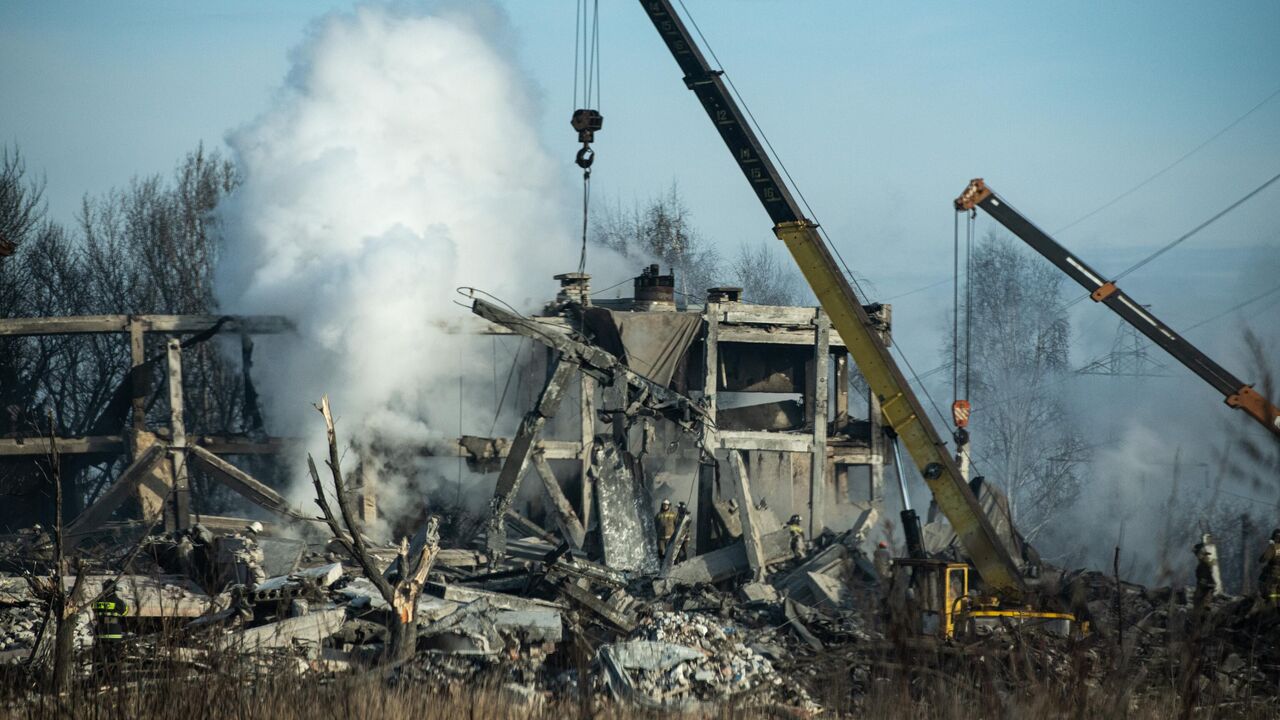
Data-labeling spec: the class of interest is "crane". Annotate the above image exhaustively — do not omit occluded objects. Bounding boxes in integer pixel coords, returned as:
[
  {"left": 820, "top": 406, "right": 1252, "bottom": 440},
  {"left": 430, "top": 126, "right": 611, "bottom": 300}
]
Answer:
[
  {"left": 955, "top": 178, "right": 1280, "bottom": 440},
  {"left": 636, "top": 0, "right": 1045, "bottom": 614}
]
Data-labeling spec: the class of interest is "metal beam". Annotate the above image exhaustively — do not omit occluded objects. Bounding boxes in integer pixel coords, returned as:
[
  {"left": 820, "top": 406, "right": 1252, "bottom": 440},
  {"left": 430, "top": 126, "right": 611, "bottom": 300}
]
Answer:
[{"left": 0, "top": 314, "right": 293, "bottom": 337}]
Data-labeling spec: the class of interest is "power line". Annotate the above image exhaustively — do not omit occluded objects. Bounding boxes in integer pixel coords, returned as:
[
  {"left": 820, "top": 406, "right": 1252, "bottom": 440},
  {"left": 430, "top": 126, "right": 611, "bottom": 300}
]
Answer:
[
  {"left": 1113, "top": 170, "right": 1280, "bottom": 281},
  {"left": 884, "top": 277, "right": 950, "bottom": 301},
  {"left": 1182, "top": 281, "right": 1280, "bottom": 333},
  {"left": 1052, "top": 169, "right": 1280, "bottom": 313},
  {"left": 1055, "top": 84, "right": 1280, "bottom": 234}
]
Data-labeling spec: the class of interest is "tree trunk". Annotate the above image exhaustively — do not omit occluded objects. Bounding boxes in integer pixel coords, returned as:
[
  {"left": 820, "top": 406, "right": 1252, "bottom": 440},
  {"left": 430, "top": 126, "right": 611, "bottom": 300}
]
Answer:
[
  {"left": 49, "top": 598, "right": 75, "bottom": 694},
  {"left": 385, "top": 607, "right": 420, "bottom": 664}
]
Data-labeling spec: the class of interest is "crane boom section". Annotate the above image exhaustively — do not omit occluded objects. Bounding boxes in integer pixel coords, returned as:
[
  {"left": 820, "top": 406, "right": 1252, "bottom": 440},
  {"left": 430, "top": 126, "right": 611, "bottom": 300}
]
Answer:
[
  {"left": 639, "top": 0, "right": 1026, "bottom": 597},
  {"left": 956, "top": 179, "right": 1280, "bottom": 438}
]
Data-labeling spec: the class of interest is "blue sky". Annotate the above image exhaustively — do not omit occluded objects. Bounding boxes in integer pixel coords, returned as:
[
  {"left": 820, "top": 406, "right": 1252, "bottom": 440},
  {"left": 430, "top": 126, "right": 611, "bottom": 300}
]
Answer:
[{"left": 3, "top": 0, "right": 1279, "bottom": 452}]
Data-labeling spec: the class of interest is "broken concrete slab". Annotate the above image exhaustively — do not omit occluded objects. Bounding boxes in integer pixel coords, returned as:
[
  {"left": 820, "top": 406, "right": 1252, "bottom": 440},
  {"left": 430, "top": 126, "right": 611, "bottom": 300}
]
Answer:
[
  {"left": 436, "top": 583, "right": 565, "bottom": 612},
  {"left": 594, "top": 438, "right": 660, "bottom": 574},
  {"left": 804, "top": 571, "right": 853, "bottom": 610},
  {"left": 555, "top": 578, "right": 636, "bottom": 633},
  {"left": 256, "top": 561, "right": 343, "bottom": 595},
  {"left": 493, "top": 608, "right": 563, "bottom": 644},
  {"left": 69, "top": 575, "right": 212, "bottom": 617},
  {"left": 740, "top": 582, "right": 779, "bottom": 603},
  {"left": 220, "top": 607, "right": 346, "bottom": 652},
  {"left": 662, "top": 528, "right": 793, "bottom": 587},
  {"left": 338, "top": 578, "right": 461, "bottom": 623}
]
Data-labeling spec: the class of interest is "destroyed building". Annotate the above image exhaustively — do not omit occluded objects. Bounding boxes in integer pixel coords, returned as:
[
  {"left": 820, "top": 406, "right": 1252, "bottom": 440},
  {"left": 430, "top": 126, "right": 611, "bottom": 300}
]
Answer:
[{"left": 456, "top": 265, "right": 896, "bottom": 577}]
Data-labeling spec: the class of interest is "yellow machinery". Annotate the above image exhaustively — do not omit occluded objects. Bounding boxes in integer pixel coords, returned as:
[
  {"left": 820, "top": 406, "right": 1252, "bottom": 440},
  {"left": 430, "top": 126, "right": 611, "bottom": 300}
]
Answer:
[
  {"left": 638, "top": 0, "right": 1077, "bottom": 634},
  {"left": 891, "top": 560, "right": 1077, "bottom": 639}
]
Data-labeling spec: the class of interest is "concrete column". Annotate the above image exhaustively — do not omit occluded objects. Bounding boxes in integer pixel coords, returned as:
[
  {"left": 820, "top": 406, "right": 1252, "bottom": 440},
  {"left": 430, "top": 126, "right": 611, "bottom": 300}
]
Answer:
[{"left": 809, "top": 310, "right": 830, "bottom": 537}]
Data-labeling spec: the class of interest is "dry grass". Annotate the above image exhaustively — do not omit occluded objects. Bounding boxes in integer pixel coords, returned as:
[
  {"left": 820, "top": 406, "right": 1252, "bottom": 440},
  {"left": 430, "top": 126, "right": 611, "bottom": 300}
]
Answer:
[{"left": 2, "top": 648, "right": 1276, "bottom": 720}]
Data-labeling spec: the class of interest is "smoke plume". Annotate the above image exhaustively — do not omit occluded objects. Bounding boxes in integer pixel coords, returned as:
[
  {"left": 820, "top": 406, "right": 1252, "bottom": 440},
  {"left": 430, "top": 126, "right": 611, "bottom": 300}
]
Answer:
[{"left": 214, "top": 2, "right": 577, "bottom": 521}]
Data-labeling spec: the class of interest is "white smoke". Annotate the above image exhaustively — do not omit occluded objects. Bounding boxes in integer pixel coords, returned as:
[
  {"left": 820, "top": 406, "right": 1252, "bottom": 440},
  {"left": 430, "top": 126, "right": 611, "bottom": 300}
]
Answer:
[{"left": 214, "top": 2, "right": 580, "bottom": 521}]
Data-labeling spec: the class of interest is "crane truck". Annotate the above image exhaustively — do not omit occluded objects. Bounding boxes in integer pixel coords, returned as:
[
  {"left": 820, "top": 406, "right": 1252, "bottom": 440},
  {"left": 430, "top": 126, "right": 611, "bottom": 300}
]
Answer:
[
  {"left": 955, "top": 178, "right": 1280, "bottom": 440},
  {"left": 638, "top": 1, "right": 1075, "bottom": 637}
]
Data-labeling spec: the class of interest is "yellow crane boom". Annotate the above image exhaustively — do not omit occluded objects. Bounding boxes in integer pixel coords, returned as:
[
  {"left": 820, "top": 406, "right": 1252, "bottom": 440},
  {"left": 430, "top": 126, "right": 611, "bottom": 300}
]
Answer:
[{"left": 638, "top": 0, "right": 1026, "bottom": 599}]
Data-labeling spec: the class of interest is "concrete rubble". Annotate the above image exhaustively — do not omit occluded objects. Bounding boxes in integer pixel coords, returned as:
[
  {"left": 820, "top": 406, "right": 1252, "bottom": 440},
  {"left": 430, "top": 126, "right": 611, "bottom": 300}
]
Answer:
[{"left": 6, "top": 512, "right": 1277, "bottom": 717}]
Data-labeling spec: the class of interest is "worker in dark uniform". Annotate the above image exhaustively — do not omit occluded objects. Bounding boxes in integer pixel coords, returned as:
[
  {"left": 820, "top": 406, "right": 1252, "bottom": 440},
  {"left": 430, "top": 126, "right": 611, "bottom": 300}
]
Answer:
[
  {"left": 655, "top": 499, "right": 678, "bottom": 560},
  {"left": 1259, "top": 529, "right": 1280, "bottom": 607},
  {"left": 93, "top": 579, "right": 129, "bottom": 683},
  {"left": 1192, "top": 542, "right": 1217, "bottom": 608},
  {"left": 785, "top": 514, "right": 807, "bottom": 560},
  {"left": 674, "top": 501, "right": 691, "bottom": 562}
]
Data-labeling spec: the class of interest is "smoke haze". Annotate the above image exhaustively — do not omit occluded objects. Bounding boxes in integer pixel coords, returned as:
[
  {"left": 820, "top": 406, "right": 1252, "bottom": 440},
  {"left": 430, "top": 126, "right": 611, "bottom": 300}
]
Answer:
[{"left": 213, "top": 2, "right": 579, "bottom": 520}]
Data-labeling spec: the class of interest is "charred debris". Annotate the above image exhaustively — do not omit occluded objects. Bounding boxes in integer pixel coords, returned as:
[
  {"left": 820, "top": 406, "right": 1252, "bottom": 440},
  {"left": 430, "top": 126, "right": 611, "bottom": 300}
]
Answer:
[{"left": 0, "top": 268, "right": 1278, "bottom": 716}]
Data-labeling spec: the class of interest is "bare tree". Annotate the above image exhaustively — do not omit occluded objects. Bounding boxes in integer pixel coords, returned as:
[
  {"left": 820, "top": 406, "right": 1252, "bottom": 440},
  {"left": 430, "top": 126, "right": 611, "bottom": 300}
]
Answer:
[
  {"left": 951, "top": 230, "right": 1089, "bottom": 541},
  {"left": 591, "top": 182, "right": 725, "bottom": 300},
  {"left": 308, "top": 396, "right": 439, "bottom": 663},
  {"left": 731, "top": 242, "right": 803, "bottom": 305},
  {"left": 1, "top": 144, "right": 253, "bottom": 527}
]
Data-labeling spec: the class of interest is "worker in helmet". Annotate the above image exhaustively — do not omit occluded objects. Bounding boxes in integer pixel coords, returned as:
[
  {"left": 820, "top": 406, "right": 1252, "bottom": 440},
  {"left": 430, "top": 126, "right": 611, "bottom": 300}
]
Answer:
[
  {"left": 873, "top": 540, "right": 893, "bottom": 582},
  {"left": 674, "top": 501, "right": 691, "bottom": 562},
  {"left": 92, "top": 579, "right": 129, "bottom": 683},
  {"left": 655, "top": 499, "right": 678, "bottom": 560},
  {"left": 1193, "top": 542, "right": 1217, "bottom": 608},
  {"left": 785, "top": 514, "right": 807, "bottom": 560},
  {"left": 1259, "top": 529, "right": 1280, "bottom": 606}
]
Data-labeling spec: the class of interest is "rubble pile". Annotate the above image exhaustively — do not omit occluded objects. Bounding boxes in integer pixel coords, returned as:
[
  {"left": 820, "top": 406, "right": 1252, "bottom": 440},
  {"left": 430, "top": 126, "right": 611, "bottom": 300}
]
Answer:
[
  {"left": 3, "top": 513, "right": 1280, "bottom": 716},
  {"left": 599, "top": 610, "right": 816, "bottom": 710},
  {"left": 0, "top": 606, "right": 39, "bottom": 655}
]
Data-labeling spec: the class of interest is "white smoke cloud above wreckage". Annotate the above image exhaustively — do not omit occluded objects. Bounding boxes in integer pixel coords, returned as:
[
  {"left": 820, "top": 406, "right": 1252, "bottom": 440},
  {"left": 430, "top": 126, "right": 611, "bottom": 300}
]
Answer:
[{"left": 214, "top": 3, "right": 576, "bottom": 515}]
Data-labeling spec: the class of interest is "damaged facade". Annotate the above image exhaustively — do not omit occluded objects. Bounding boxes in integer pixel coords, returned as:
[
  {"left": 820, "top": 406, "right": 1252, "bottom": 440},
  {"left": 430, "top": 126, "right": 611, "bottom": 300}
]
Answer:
[{"left": 458, "top": 266, "right": 896, "bottom": 577}]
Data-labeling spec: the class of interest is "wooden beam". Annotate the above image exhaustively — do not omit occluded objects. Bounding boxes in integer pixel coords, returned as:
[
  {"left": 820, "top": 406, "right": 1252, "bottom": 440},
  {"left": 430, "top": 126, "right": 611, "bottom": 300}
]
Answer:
[
  {"left": 0, "top": 435, "right": 289, "bottom": 457},
  {"left": 129, "top": 317, "right": 146, "bottom": 437},
  {"left": 720, "top": 306, "right": 819, "bottom": 326},
  {"left": 810, "top": 310, "right": 830, "bottom": 537},
  {"left": 0, "top": 436, "right": 124, "bottom": 456},
  {"left": 448, "top": 437, "right": 582, "bottom": 461},
  {"left": 485, "top": 357, "right": 578, "bottom": 560},
  {"left": 65, "top": 444, "right": 167, "bottom": 536},
  {"left": 727, "top": 451, "right": 766, "bottom": 581},
  {"left": 0, "top": 314, "right": 292, "bottom": 337},
  {"left": 187, "top": 445, "right": 296, "bottom": 519},
  {"left": 166, "top": 339, "right": 191, "bottom": 532},
  {"left": 717, "top": 430, "right": 810, "bottom": 453},
  {"left": 193, "top": 436, "right": 292, "bottom": 455},
  {"left": 533, "top": 453, "right": 586, "bottom": 549}
]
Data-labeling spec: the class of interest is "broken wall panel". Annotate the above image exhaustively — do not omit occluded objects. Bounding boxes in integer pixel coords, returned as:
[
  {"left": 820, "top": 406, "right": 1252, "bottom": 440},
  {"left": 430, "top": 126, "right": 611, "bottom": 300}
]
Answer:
[{"left": 593, "top": 440, "right": 660, "bottom": 574}]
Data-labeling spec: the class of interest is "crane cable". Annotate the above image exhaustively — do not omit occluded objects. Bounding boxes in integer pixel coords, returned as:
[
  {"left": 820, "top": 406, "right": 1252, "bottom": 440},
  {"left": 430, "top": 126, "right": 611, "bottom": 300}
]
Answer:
[
  {"left": 950, "top": 210, "right": 975, "bottom": 439},
  {"left": 572, "top": 0, "right": 603, "bottom": 275}
]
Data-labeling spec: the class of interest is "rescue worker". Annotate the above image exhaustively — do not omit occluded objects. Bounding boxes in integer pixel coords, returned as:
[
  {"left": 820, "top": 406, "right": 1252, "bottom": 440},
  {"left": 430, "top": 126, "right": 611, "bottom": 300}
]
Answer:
[
  {"left": 785, "top": 514, "right": 807, "bottom": 560},
  {"left": 655, "top": 499, "right": 678, "bottom": 560},
  {"left": 1193, "top": 542, "right": 1217, "bottom": 607},
  {"left": 1259, "top": 529, "right": 1280, "bottom": 606},
  {"left": 674, "top": 501, "right": 691, "bottom": 562},
  {"left": 873, "top": 540, "right": 893, "bottom": 582},
  {"left": 92, "top": 579, "right": 129, "bottom": 682},
  {"left": 240, "top": 517, "right": 268, "bottom": 586}
]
